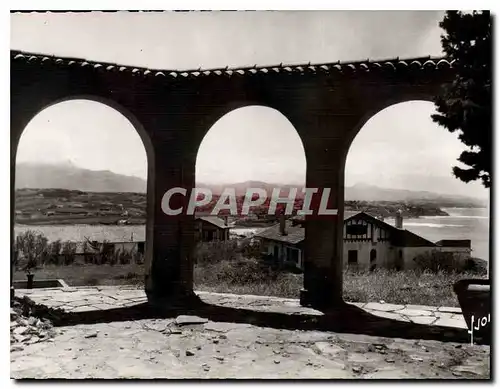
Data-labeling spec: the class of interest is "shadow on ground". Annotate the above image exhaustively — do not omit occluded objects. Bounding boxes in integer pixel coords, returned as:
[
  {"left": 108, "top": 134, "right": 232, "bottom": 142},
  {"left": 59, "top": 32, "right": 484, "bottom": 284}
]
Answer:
[{"left": 17, "top": 295, "right": 489, "bottom": 345}]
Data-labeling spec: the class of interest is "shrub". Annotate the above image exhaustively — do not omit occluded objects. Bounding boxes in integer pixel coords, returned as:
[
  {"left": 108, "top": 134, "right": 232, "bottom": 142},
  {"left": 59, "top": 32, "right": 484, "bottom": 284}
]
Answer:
[
  {"left": 134, "top": 251, "right": 145, "bottom": 265},
  {"left": 61, "top": 241, "right": 77, "bottom": 265},
  {"left": 118, "top": 249, "right": 132, "bottom": 265},
  {"left": 342, "top": 267, "right": 485, "bottom": 307},
  {"left": 45, "top": 240, "right": 63, "bottom": 265},
  {"left": 238, "top": 238, "right": 263, "bottom": 259},
  {"left": 413, "top": 250, "right": 485, "bottom": 275},
  {"left": 99, "top": 241, "right": 115, "bottom": 265},
  {"left": 193, "top": 240, "right": 239, "bottom": 265},
  {"left": 15, "top": 230, "right": 48, "bottom": 273}
]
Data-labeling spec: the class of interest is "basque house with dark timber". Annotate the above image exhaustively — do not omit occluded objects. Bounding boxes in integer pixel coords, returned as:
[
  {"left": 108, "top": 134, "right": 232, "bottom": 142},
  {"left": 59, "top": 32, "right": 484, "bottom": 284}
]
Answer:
[{"left": 256, "top": 211, "right": 472, "bottom": 271}]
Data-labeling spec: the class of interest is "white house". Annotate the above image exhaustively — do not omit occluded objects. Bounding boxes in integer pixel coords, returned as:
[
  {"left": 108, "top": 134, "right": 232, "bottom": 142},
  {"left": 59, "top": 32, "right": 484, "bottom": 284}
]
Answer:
[{"left": 255, "top": 211, "right": 472, "bottom": 271}]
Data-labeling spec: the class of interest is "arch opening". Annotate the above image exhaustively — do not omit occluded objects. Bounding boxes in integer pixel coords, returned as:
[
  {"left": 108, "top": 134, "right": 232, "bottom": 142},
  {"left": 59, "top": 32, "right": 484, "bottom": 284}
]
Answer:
[
  {"left": 192, "top": 105, "right": 308, "bottom": 297},
  {"left": 13, "top": 99, "right": 151, "bottom": 288},
  {"left": 342, "top": 100, "right": 489, "bottom": 303}
]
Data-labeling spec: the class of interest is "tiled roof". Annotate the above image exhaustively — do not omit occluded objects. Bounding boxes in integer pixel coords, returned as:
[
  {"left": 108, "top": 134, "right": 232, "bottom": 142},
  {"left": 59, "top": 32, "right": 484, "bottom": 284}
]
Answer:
[
  {"left": 393, "top": 229, "right": 437, "bottom": 248},
  {"left": 255, "top": 220, "right": 305, "bottom": 245},
  {"left": 196, "top": 216, "right": 231, "bottom": 229},
  {"left": 11, "top": 50, "right": 454, "bottom": 81},
  {"left": 436, "top": 239, "right": 472, "bottom": 248}
]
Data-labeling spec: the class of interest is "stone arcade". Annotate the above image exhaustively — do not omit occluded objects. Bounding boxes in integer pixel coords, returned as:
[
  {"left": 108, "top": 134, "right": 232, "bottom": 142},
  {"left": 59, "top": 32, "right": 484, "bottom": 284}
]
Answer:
[{"left": 10, "top": 51, "right": 456, "bottom": 310}]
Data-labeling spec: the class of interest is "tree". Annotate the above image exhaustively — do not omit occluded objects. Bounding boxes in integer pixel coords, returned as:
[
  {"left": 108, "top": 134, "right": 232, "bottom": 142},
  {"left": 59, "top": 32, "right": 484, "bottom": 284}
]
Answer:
[
  {"left": 432, "top": 11, "right": 492, "bottom": 188},
  {"left": 15, "top": 230, "right": 48, "bottom": 275}
]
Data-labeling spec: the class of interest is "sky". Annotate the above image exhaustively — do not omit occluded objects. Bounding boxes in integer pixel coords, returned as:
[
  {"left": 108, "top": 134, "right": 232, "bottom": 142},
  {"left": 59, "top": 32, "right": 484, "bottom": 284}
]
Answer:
[{"left": 11, "top": 11, "right": 488, "bottom": 198}]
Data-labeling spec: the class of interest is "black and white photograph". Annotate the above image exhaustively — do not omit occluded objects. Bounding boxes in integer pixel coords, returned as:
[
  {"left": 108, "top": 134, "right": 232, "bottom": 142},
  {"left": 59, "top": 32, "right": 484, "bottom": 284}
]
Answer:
[{"left": 9, "top": 8, "right": 492, "bottom": 380}]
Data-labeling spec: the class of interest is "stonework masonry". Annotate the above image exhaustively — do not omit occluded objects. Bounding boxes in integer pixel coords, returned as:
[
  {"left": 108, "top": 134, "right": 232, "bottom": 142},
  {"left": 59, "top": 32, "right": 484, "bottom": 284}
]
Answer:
[{"left": 11, "top": 51, "right": 456, "bottom": 309}]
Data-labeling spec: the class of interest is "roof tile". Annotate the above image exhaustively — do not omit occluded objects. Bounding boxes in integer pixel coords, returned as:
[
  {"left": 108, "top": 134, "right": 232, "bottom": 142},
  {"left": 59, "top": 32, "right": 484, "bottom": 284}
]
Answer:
[{"left": 11, "top": 49, "right": 454, "bottom": 81}]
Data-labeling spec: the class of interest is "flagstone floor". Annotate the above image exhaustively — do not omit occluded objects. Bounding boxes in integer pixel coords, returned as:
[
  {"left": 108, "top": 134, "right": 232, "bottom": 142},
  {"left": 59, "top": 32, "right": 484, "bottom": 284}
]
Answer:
[
  {"left": 16, "top": 286, "right": 467, "bottom": 329},
  {"left": 11, "top": 286, "right": 489, "bottom": 379}
]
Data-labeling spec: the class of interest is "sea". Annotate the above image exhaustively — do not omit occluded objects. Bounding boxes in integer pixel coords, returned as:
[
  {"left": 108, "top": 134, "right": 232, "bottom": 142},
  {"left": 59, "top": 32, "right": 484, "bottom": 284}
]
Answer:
[
  {"left": 385, "top": 207, "right": 490, "bottom": 261},
  {"left": 14, "top": 207, "right": 490, "bottom": 261}
]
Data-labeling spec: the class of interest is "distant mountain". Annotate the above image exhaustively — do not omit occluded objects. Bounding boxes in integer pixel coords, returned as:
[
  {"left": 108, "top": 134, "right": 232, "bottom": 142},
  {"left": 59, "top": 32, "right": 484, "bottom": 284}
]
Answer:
[
  {"left": 15, "top": 162, "right": 147, "bottom": 193},
  {"left": 198, "top": 181, "right": 486, "bottom": 207},
  {"left": 14, "top": 164, "right": 487, "bottom": 207},
  {"left": 196, "top": 181, "right": 305, "bottom": 198}
]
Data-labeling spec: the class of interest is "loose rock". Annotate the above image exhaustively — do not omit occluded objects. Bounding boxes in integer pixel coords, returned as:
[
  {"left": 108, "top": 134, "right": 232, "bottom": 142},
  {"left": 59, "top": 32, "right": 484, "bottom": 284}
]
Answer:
[
  {"left": 13, "top": 326, "right": 29, "bottom": 336},
  {"left": 175, "top": 315, "right": 208, "bottom": 326}
]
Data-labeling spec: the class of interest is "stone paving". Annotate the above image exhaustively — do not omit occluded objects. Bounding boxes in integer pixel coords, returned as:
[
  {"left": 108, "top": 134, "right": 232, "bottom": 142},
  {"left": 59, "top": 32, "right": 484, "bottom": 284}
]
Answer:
[
  {"left": 11, "top": 286, "right": 490, "bottom": 379},
  {"left": 15, "top": 286, "right": 468, "bottom": 330}
]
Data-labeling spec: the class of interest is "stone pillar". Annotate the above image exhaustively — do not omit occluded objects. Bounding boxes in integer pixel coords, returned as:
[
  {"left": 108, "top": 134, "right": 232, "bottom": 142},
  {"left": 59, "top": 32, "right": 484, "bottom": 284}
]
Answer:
[
  {"left": 11, "top": 109, "right": 24, "bottom": 303},
  {"left": 297, "top": 114, "right": 356, "bottom": 310},
  {"left": 144, "top": 144, "right": 198, "bottom": 307},
  {"left": 300, "top": 158, "right": 345, "bottom": 309}
]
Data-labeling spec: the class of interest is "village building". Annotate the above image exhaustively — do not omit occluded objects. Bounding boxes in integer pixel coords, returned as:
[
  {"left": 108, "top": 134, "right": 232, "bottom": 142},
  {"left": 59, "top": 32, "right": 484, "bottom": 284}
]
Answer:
[
  {"left": 255, "top": 211, "right": 472, "bottom": 271},
  {"left": 194, "top": 216, "right": 231, "bottom": 242},
  {"left": 14, "top": 225, "right": 146, "bottom": 263}
]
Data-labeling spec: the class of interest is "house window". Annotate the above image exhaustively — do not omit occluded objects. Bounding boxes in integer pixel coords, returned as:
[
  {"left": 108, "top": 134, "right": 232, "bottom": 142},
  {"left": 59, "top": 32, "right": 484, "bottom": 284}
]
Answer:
[
  {"left": 137, "top": 242, "right": 145, "bottom": 254},
  {"left": 346, "top": 224, "right": 368, "bottom": 236},
  {"left": 370, "top": 249, "right": 377, "bottom": 263},
  {"left": 348, "top": 250, "right": 358, "bottom": 264},
  {"left": 203, "top": 230, "right": 215, "bottom": 241},
  {"left": 273, "top": 245, "right": 279, "bottom": 258}
]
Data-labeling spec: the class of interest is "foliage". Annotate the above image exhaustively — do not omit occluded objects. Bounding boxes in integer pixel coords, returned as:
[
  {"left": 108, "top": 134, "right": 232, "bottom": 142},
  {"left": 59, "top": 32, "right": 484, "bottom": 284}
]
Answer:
[
  {"left": 342, "top": 268, "right": 484, "bottom": 307},
  {"left": 15, "top": 230, "right": 48, "bottom": 274},
  {"left": 14, "top": 231, "right": 144, "bottom": 268},
  {"left": 46, "top": 240, "right": 63, "bottom": 265},
  {"left": 432, "top": 11, "right": 492, "bottom": 188},
  {"left": 193, "top": 240, "right": 240, "bottom": 264},
  {"left": 413, "top": 249, "right": 487, "bottom": 275},
  {"left": 61, "top": 241, "right": 77, "bottom": 265}
]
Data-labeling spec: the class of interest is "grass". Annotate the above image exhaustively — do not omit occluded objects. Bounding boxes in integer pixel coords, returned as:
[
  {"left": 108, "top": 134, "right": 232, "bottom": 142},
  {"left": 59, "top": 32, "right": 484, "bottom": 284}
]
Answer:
[
  {"left": 342, "top": 268, "right": 484, "bottom": 307},
  {"left": 14, "top": 260, "right": 487, "bottom": 307},
  {"left": 14, "top": 263, "right": 144, "bottom": 287}
]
